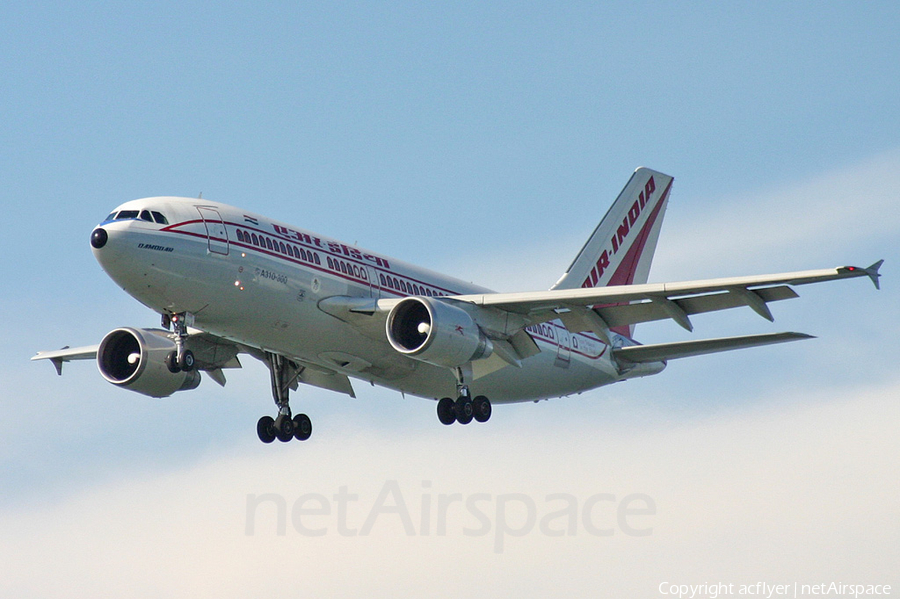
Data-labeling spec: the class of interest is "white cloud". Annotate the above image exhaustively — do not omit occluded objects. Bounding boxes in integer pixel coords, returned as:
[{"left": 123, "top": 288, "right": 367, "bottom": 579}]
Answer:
[{"left": 1, "top": 378, "right": 897, "bottom": 597}]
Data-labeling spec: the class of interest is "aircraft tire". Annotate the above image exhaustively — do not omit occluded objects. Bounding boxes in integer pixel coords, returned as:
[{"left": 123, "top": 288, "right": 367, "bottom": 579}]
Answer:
[
  {"left": 437, "top": 397, "right": 456, "bottom": 425},
  {"left": 473, "top": 396, "right": 491, "bottom": 423},
  {"left": 179, "top": 350, "right": 195, "bottom": 372},
  {"left": 454, "top": 397, "right": 474, "bottom": 425},
  {"left": 293, "top": 414, "right": 312, "bottom": 441},
  {"left": 275, "top": 416, "right": 294, "bottom": 442},
  {"left": 257, "top": 416, "right": 276, "bottom": 443},
  {"left": 165, "top": 351, "right": 181, "bottom": 373}
]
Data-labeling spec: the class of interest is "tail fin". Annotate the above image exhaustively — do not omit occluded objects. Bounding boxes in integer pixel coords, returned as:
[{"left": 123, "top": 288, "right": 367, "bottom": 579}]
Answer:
[{"left": 552, "top": 167, "right": 674, "bottom": 336}]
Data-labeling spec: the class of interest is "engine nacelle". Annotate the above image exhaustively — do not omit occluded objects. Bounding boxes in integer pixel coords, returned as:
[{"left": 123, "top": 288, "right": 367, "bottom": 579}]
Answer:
[
  {"left": 97, "top": 327, "right": 201, "bottom": 398},
  {"left": 386, "top": 297, "right": 492, "bottom": 368}
]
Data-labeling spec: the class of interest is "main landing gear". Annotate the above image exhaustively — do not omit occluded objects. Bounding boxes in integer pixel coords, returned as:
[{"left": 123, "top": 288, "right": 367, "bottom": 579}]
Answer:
[
  {"left": 257, "top": 352, "right": 312, "bottom": 444},
  {"left": 163, "top": 312, "right": 195, "bottom": 373},
  {"left": 436, "top": 366, "right": 492, "bottom": 426}
]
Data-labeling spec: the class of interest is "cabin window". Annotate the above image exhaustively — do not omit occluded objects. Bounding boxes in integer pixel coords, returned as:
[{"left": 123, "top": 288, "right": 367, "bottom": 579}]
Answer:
[
  {"left": 380, "top": 274, "right": 386, "bottom": 286},
  {"left": 279, "top": 242, "right": 286, "bottom": 254},
  {"left": 313, "top": 254, "right": 320, "bottom": 265},
  {"left": 265, "top": 238, "right": 273, "bottom": 250}
]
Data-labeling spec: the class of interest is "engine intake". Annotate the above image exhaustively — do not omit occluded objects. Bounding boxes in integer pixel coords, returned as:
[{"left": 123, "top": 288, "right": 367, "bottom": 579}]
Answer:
[
  {"left": 97, "top": 328, "right": 201, "bottom": 398},
  {"left": 386, "top": 297, "right": 492, "bottom": 368}
]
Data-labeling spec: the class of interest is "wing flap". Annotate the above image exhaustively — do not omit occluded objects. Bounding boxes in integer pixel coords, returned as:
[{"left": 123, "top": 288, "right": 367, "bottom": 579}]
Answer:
[
  {"left": 299, "top": 365, "right": 357, "bottom": 398},
  {"left": 593, "top": 285, "right": 798, "bottom": 329},
  {"left": 613, "top": 332, "right": 814, "bottom": 364}
]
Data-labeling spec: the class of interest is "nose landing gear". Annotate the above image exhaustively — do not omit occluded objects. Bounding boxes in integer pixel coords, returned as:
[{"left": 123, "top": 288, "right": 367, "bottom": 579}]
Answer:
[{"left": 162, "top": 312, "right": 195, "bottom": 373}]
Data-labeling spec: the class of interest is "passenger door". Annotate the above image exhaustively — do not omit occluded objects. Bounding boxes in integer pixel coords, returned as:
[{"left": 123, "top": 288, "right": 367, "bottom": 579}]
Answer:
[{"left": 196, "top": 207, "right": 229, "bottom": 255}]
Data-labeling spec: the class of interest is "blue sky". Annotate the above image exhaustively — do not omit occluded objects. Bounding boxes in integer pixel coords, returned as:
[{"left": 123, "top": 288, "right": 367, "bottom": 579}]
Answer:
[{"left": 1, "top": 2, "right": 898, "bottom": 597}]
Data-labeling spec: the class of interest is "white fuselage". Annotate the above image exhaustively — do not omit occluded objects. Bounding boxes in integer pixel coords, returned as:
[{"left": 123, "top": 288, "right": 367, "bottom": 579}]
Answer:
[{"left": 94, "top": 197, "right": 660, "bottom": 403}]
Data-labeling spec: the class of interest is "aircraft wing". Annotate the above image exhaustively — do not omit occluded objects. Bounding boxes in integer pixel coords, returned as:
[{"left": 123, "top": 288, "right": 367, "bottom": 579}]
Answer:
[
  {"left": 450, "top": 261, "right": 883, "bottom": 344},
  {"left": 32, "top": 332, "right": 357, "bottom": 398}
]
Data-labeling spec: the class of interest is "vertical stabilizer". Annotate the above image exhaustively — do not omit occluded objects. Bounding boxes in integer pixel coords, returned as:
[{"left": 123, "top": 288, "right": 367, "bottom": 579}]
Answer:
[{"left": 552, "top": 167, "right": 674, "bottom": 337}]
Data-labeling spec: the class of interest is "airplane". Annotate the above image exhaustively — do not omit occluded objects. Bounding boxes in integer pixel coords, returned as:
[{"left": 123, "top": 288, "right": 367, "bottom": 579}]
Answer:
[{"left": 33, "top": 168, "right": 883, "bottom": 443}]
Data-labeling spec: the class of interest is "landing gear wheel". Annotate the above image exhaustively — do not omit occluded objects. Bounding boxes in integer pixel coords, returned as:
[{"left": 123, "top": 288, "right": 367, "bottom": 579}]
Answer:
[
  {"left": 257, "top": 416, "right": 276, "bottom": 443},
  {"left": 178, "top": 349, "right": 195, "bottom": 372},
  {"left": 165, "top": 351, "right": 181, "bottom": 373},
  {"left": 261, "top": 352, "right": 310, "bottom": 445},
  {"left": 437, "top": 397, "right": 456, "bottom": 425},
  {"left": 473, "top": 395, "right": 492, "bottom": 423},
  {"left": 275, "top": 415, "right": 295, "bottom": 442},
  {"left": 293, "top": 414, "right": 312, "bottom": 441},
  {"left": 454, "top": 397, "right": 474, "bottom": 425}
]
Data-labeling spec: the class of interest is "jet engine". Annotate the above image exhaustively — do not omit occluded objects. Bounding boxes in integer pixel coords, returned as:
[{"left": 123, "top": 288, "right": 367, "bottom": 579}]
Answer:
[
  {"left": 97, "top": 327, "right": 201, "bottom": 398},
  {"left": 386, "top": 297, "right": 492, "bottom": 368}
]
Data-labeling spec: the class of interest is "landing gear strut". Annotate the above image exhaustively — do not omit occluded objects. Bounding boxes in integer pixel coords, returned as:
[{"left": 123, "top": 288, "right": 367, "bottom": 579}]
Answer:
[
  {"left": 164, "top": 312, "right": 195, "bottom": 373},
  {"left": 436, "top": 365, "right": 491, "bottom": 426},
  {"left": 257, "top": 352, "right": 312, "bottom": 443}
]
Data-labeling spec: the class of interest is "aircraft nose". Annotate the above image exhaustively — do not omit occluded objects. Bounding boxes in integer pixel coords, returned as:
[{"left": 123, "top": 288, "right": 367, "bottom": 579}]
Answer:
[{"left": 91, "top": 227, "right": 109, "bottom": 249}]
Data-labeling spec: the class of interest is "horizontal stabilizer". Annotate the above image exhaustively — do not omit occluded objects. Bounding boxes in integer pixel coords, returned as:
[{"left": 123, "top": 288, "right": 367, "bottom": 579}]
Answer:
[
  {"left": 32, "top": 345, "right": 100, "bottom": 375},
  {"left": 613, "top": 332, "right": 814, "bottom": 364}
]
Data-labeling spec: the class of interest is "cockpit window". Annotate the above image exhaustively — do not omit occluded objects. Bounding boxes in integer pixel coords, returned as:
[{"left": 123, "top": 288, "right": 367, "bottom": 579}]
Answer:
[{"left": 104, "top": 208, "right": 168, "bottom": 224}]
